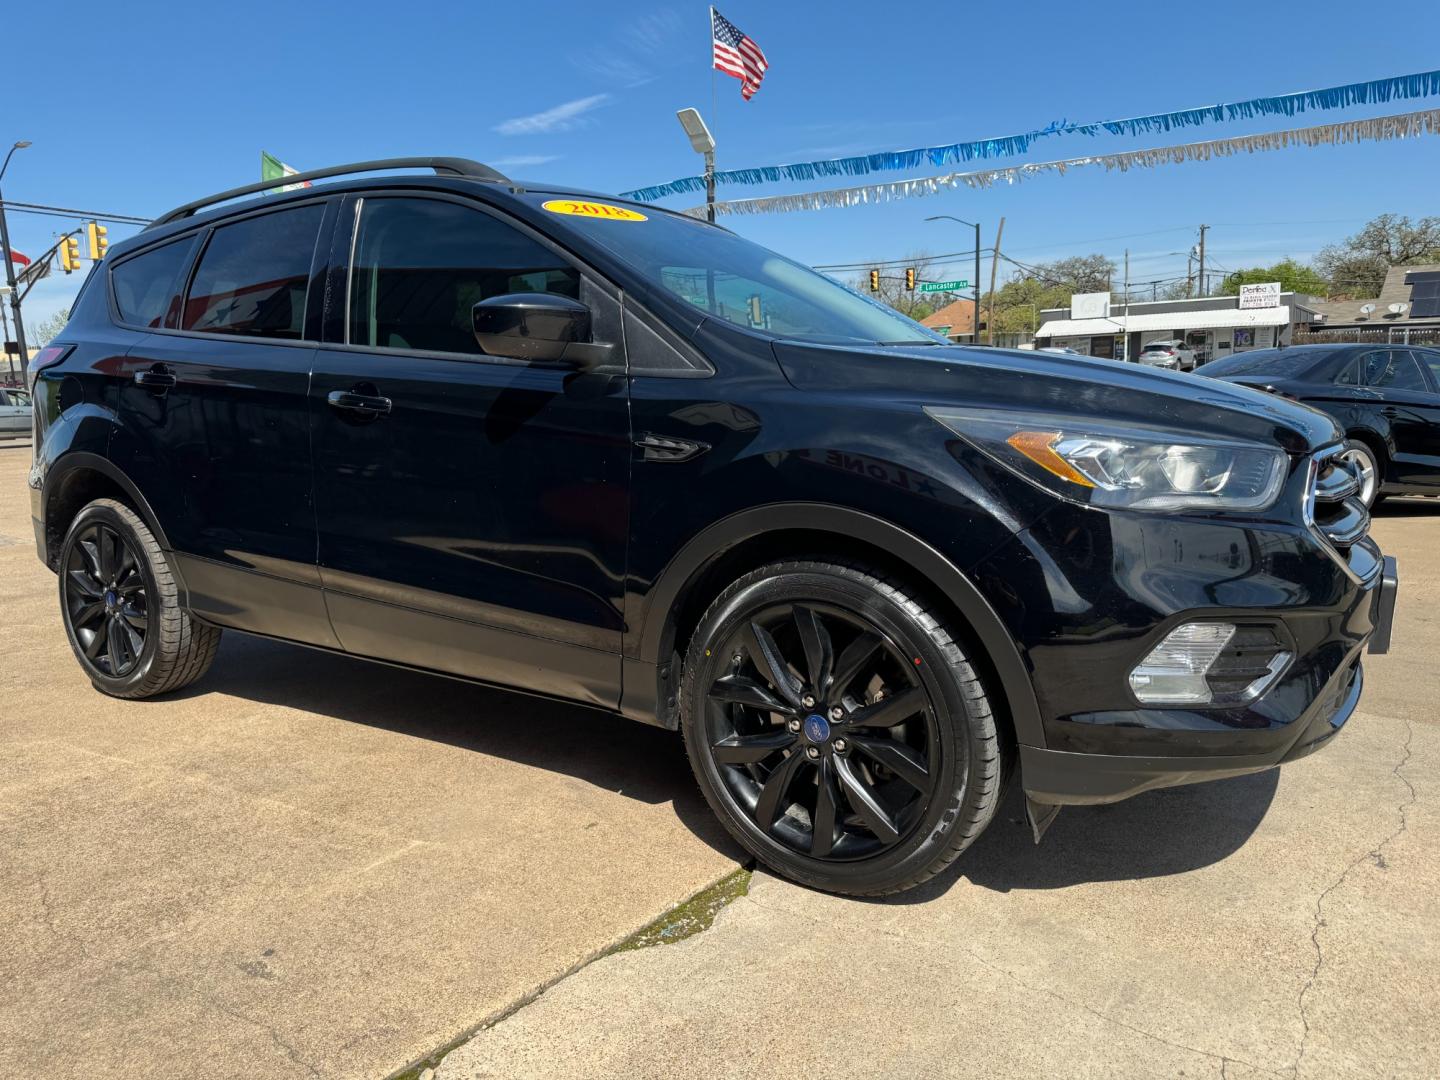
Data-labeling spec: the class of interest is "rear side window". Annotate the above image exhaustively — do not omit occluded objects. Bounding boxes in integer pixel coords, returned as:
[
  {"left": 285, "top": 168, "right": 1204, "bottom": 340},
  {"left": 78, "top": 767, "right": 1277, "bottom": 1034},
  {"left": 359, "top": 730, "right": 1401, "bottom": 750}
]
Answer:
[
  {"left": 111, "top": 238, "right": 194, "bottom": 328},
  {"left": 1357, "top": 349, "right": 1428, "bottom": 392},
  {"left": 347, "top": 197, "right": 579, "bottom": 356},
  {"left": 182, "top": 204, "right": 324, "bottom": 340}
]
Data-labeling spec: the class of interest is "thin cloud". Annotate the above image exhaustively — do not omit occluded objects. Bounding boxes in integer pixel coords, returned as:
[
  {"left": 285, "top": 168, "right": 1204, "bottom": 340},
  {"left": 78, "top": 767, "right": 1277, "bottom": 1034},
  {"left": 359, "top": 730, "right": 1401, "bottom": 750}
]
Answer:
[
  {"left": 627, "top": 9, "right": 684, "bottom": 55},
  {"left": 495, "top": 94, "right": 610, "bottom": 136},
  {"left": 490, "top": 155, "right": 561, "bottom": 168}
]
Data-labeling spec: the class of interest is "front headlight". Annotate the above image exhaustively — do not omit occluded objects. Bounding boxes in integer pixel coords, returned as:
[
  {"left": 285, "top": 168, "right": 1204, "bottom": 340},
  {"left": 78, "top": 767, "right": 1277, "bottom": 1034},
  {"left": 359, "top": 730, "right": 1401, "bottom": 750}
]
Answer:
[{"left": 926, "top": 408, "right": 1288, "bottom": 512}]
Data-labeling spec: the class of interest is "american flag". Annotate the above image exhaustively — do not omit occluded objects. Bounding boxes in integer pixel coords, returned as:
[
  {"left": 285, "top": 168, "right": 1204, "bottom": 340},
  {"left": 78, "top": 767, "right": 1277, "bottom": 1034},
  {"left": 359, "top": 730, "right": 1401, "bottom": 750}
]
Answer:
[{"left": 711, "top": 8, "right": 768, "bottom": 101}]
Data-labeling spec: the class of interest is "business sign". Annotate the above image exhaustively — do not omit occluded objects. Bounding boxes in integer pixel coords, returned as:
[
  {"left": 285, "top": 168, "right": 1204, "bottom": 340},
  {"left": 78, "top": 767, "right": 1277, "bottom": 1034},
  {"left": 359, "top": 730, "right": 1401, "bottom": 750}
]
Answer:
[
  {"left": 919, "top": 280, "right": 968, "bottom": 293},
  {"left": 1239, "top": 282, "right": 1282, "bottom": 309},
  {"left": 1071, "top": 292, "right": 1110, "bottom": 319}
]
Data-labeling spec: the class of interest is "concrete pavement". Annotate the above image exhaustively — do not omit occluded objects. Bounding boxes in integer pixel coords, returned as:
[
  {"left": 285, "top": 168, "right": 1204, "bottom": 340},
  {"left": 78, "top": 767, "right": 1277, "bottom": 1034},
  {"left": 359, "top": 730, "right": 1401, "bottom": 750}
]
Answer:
[
  {"left": 435, "top": 500, "right": 1440, "bottom": 1079},
  {"left": 0, "top": 443, "right": 744, "bottom": 1079}
]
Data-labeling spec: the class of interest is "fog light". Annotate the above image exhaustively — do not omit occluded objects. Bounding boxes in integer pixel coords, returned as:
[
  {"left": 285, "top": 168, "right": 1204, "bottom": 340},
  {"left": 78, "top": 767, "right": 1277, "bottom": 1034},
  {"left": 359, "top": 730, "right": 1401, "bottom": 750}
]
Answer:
[{"left": 1128, "top": 623, "right": 1236, "bottom": 705}]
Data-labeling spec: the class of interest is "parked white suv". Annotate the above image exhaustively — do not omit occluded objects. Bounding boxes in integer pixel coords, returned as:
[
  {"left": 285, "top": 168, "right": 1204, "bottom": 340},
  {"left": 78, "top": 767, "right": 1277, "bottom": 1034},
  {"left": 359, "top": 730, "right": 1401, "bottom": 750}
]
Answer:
[{"left": 1137, "top": 340, "right": 1196, "bottom": 371}]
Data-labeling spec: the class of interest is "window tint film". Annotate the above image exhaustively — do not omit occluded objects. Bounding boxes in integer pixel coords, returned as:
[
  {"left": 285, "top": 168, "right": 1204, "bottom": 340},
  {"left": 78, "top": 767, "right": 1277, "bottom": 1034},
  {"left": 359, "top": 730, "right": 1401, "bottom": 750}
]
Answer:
[
  {"left": 348, "top": 198, "right": 580, "bottom": 355},
  {"left": 1358, "top": 349, "right": 1427, "bottom": 391},
  {"left": 182, "top": 205, "right": 324, "bottom": 339},
  {"left": 112, "top": 238, "right": 194, "bottom": 328},
  {"left": 1413, "top": 348, "right": 1440, "bottom": 389}
]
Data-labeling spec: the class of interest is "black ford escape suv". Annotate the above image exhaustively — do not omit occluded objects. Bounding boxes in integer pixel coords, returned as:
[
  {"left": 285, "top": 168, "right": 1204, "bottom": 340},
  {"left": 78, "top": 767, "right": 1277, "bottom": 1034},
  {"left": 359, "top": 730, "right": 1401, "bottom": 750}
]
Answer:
[{"left": 29, "top": 158, "right": 1397, "bottom": 896}]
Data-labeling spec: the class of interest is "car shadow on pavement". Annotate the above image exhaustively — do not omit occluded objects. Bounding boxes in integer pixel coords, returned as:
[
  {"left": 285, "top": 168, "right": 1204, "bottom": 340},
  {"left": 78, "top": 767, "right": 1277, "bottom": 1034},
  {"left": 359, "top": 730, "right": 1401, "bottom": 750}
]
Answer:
[
  {"left": 178, "top": 632, "right": 745, "bottom": 861},
  {"left": 886, "top": 769, "right": 1280, "bottom": 903},
  {"left": 1372, "top": 496, "right": 1440, "bottom": 517}
]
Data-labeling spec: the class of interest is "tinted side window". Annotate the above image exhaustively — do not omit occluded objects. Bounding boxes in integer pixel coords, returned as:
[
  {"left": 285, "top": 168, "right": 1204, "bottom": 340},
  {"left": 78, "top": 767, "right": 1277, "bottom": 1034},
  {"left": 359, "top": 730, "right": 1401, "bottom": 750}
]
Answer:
[
  {"left": 182, "top": 204, "right": 324, "bottom": 340},
  {"left": 348, "top": 197, "right": 579, "bottom": 356},
  {"left": 111, "top": 238, "right": 194, "bottom": 328},
  {"left": 1413, "top": 349, "right": 1440, "bottom": 389},
  {"left": 1361, "top": 349, "right": 1428, "bottom": 392}
]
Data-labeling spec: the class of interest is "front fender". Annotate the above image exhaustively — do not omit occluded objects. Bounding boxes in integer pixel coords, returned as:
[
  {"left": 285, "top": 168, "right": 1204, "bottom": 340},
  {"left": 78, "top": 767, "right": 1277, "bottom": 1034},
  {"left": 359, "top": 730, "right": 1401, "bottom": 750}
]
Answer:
[{"left": 624, "top": 501, "right": 1043, "bottom": 749}]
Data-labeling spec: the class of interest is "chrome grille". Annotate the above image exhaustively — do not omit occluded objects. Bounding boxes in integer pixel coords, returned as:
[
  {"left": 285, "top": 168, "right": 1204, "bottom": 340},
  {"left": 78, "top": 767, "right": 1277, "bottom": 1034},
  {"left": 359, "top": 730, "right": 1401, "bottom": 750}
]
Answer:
[{"left": 1307, "top": 450, "right": 1370, "bottom": 559}]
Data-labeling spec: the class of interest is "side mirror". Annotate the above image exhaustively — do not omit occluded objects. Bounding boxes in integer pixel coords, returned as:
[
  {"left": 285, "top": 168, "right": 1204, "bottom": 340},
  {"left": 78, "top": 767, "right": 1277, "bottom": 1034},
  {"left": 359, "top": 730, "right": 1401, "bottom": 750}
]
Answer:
[{"left": 471, "top": 293, "right": 612, "bottom": 369}]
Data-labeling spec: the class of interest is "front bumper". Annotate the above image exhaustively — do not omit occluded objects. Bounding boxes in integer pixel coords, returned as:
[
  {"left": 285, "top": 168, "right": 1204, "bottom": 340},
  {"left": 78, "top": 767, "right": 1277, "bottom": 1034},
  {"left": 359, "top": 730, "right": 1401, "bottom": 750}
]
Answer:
[
  {"left": 1021, "top": 653, "right": 1364, "bottom": 806},
  {"left": 967, "top": 453, "right": 1401, "bottom": 813}
]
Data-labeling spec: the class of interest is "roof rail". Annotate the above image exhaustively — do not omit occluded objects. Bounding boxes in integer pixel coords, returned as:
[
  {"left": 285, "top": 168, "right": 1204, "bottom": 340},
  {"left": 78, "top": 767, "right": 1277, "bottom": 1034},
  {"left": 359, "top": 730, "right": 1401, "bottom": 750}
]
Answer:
[{"left": 147, "top": 157, "right": 512, "bottom": 228}]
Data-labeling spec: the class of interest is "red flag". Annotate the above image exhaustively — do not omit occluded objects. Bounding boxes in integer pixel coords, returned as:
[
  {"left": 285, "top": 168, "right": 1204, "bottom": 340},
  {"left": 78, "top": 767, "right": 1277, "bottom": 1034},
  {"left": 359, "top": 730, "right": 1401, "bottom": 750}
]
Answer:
[{"left": 2, "top": 247, "right": 29, "bottom": 267}]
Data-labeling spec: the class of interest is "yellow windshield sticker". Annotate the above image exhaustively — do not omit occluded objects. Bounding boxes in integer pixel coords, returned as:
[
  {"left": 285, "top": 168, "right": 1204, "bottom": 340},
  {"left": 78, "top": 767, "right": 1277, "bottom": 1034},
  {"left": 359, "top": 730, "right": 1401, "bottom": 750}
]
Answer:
[{"left": 542, "top": 199, "right": 647, "bottom": 222}]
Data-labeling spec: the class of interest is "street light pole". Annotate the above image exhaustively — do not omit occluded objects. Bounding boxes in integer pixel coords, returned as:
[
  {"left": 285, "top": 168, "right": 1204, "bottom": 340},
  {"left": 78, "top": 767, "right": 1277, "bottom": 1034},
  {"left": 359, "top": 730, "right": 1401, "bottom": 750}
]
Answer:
[
  {"left": 0, "top": 140, "right": 32, "bottom": 374},
  {"left": 925, "top": 214, "right": 982, "bottom": 344},
  {"left": 676, "top": 109, "right": 717, "bottom": 224}
]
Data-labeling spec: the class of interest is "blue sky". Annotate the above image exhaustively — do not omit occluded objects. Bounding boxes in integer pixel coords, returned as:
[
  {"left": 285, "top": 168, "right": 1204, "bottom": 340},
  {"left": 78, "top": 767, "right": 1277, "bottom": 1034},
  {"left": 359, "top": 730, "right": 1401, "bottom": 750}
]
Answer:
[{"left": 7, "top": 0, "right": 1440, "bottom": 329}]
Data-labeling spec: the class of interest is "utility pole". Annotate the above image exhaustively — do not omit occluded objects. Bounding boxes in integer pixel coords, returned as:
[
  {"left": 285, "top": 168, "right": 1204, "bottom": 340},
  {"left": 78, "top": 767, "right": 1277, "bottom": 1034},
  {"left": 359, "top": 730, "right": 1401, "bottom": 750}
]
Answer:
[
  {"left": 986, "top": 216, "right": 1005, "bottom": 346},
  {"left": 0, "top": 141, "right": 33, "bottom": 373},
  {"left": 1196, "top": 224, "right": 1208, "bottom": 299}
]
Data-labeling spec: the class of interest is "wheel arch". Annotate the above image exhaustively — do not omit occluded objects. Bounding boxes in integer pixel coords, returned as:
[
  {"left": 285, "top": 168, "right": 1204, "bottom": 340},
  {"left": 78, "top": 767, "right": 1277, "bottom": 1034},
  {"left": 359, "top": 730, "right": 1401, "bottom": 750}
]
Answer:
[
  {"left": 631, "top": 503, "right": 1043, "bottom": 748},
  {"left": 41, "top": 452, "right": 172, "bottom": 571}
]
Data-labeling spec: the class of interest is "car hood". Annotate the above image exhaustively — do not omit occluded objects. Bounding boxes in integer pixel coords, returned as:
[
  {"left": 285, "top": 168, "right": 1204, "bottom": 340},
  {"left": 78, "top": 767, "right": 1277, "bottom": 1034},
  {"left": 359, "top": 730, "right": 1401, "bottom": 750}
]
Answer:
[{"left": 773, "top": 342, "right": 1341, "bottom": 455}]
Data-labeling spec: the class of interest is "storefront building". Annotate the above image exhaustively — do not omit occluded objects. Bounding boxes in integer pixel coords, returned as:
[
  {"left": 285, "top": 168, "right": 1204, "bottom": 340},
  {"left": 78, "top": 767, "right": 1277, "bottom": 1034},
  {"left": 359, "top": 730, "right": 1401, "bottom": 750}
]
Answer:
[{"left": 1035, "top": 287, "right": 1323, "bottom": 364}]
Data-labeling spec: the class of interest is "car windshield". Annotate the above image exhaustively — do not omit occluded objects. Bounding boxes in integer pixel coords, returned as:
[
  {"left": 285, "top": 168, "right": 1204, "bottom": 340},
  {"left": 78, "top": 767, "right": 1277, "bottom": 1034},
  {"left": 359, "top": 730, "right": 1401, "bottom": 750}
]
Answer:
[
  {"left": 1202, "top": 349, "right": 1332, "bottom": 378},
  {"left": 533, "top": 197, "right": 946, "bottom": 346}
]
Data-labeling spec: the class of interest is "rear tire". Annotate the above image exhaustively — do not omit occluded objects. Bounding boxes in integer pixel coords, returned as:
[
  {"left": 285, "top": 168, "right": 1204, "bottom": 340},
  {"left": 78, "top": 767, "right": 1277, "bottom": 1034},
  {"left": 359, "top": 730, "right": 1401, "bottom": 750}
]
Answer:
[
  {"left": 680, "top": 559, "right": 1006, "bottom": 897},
  {"left": 58, "top": 499, "right": 221, "bottom": 699}
]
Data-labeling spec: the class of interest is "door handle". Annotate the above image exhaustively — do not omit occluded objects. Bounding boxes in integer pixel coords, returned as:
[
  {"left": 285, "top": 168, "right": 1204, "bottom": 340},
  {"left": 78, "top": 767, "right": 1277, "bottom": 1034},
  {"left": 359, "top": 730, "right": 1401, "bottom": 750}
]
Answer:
[
  {"left": 327, "top": 388, "right": 392, "bottom": 420},
  {"left": 133, "top": 365, "right": 177, "bottom": 394}
]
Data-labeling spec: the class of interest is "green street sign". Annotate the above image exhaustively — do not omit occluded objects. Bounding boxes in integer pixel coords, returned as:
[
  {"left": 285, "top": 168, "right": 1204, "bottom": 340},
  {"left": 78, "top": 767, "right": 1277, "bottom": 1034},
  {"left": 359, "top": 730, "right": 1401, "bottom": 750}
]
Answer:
[{"left": 919, "top": 280, "right": 967, "bottom": 293}]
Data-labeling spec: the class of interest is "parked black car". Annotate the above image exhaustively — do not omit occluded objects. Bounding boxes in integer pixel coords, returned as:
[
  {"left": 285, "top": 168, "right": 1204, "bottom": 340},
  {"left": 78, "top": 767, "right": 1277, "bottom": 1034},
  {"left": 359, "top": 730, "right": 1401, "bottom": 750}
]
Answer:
[
  {"left": 1201, "top": 343, "right": 1440, "bottom": 508},
  {"left": 29, "top": 159, "right": 1397, "bottom": 896}
]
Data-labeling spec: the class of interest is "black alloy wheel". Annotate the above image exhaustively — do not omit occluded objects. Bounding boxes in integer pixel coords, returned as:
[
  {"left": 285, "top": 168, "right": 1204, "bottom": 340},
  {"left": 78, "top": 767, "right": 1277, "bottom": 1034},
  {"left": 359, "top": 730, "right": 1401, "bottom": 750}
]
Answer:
[
  {"left": 705, "top": 601, "right": 942, "bottom": 860},
  {"left": 63, "top": 520, "right": 149, "bottom": 678},
  {"left": 682, "top": 560, "right": 1005, "bottom": 896},
  {"left": 58, "top": 498, "right": 222, "bottom": 699}
]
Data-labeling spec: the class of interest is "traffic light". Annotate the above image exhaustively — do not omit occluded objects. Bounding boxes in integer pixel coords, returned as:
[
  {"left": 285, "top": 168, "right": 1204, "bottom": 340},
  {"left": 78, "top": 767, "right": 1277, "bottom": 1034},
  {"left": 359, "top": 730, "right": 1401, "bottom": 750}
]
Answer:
[
  {"left": 905, "top": 267, "right": 916, "bottom": 291},
  {"left": 60, "top": 235, "right": 80, "bottom": 274},
  {"left": 87, "top": 221, "right": 108, "bottom": 261},
  {"left": 868, "top": 269, "right": 880, "bottom": 292}
]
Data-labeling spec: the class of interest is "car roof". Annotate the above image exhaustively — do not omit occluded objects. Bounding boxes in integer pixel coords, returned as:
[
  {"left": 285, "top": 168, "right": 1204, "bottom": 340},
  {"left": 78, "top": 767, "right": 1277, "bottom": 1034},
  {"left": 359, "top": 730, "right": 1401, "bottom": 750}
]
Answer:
[{"left": 116, "top": 157, "right": 675, "bottom": 262}]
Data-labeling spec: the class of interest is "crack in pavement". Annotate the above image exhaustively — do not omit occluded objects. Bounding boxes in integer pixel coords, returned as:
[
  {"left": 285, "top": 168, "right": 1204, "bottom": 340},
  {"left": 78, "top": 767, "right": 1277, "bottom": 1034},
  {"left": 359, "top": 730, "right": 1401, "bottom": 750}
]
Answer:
[
  {"left": 1292, "top": 717, "right": 1416, "bottom": 1077},
  {"left": 872, "top": 924, "right": 1283, "bottom": 1077}
]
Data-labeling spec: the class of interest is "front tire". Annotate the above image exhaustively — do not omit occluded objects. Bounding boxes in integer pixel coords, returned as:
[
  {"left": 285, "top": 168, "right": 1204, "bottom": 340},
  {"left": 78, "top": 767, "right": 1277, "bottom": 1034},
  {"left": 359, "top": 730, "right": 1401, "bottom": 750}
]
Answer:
[
  {"left": 680, "top": 560, "right": 1006, "bottom": 897},
  {"left": 58, "top": 499, "right": 221, "bottom": 699},
  {"left": 1339, "top": 439, "right": 1383, "bottom": 508}
]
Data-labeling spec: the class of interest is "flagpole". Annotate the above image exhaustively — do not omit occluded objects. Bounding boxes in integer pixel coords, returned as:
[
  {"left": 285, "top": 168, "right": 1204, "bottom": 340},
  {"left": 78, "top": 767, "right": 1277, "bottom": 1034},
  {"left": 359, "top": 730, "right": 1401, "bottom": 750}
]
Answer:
[{"left": 709, "top": 7, "right": 717, "bottom": 138}]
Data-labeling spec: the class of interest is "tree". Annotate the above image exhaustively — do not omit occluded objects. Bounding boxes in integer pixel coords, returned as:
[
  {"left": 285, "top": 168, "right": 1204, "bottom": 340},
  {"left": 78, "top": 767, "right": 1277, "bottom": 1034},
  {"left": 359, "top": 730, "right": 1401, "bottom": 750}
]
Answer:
[
  {"left": 1031, "top": 253, "right": 1116, "bottom": 293},
  {"left": 980, "top": 254, "right": 1116, "bottom": 338},
  {"left": 848, "top": 251, "right": 962, "bottom": 319},
  {"left": 1315, "top": 214, "right": 1440, "bottom": 298},
  {"left": 31, "top": 307, "right": 70, "bottom": 347},
  {"left": 1219, "top": 259, "right": 1327, "bottom": 297}
]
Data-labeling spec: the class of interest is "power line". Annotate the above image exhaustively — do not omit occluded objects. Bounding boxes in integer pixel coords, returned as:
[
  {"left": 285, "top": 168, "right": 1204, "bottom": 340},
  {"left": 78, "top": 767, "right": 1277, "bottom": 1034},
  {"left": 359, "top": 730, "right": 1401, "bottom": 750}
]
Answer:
[
  {"left": 814, "top": 249, "right": 978, "bottom": 271},
  {"left": 0, "top": 200, "right": 151, "bottom": 226}
]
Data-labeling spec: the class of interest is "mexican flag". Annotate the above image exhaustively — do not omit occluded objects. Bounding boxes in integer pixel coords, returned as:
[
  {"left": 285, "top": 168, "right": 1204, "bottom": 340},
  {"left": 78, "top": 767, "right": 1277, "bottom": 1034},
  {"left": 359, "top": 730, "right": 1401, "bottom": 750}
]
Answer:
[{"left": 261, "top": 151, "right": 311, "bottom": 193}]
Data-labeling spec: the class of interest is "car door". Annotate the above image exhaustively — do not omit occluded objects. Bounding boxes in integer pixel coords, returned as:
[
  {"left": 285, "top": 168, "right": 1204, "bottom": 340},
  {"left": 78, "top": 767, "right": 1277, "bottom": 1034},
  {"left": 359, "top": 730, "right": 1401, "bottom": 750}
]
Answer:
[
  {"left": 111, "top": 198, "right": 341, "bottom": 647},
  {"left": 1355, "top": 348, "right": 1440, "bottom": 488},
  {"left": 0, "top": 387, "right": 29, "bottom": 434},
  {"left": 309, "top": 192, "right": 631, "bottom": 707}
]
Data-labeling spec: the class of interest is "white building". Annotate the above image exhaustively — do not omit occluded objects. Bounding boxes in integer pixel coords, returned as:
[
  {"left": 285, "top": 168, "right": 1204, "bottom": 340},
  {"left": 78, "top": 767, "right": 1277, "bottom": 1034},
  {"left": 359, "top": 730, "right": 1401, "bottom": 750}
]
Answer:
[{"left": 1035, "top": 287, "right": 1323, "bottom": 363}]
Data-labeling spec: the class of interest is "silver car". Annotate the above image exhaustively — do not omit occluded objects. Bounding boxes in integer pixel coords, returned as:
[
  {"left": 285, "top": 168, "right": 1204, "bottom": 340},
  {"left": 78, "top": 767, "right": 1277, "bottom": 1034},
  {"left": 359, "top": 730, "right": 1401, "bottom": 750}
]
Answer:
[
  {"left": 1137, "top": 340, "right": 1197, "bottom": 372},
  {"left": 0, "top": 386, "right": 31, "bottom": 436}
]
